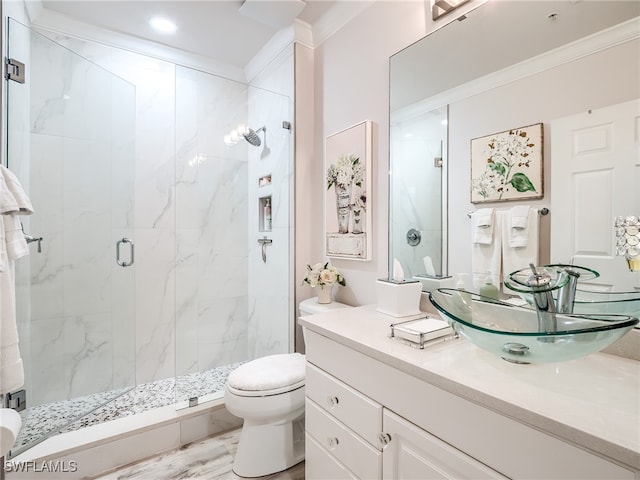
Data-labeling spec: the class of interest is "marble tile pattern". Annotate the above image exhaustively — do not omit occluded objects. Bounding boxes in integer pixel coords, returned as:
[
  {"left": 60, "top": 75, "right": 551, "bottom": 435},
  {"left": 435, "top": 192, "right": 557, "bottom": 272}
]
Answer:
[
  {"left": 90, "top": 428, "right": 305, "bottom": 480},
  {"left": 389, "top": 112, "right": 446, "bottom": 278},
  {"left": 13, "top": 363, "right": 240, "bottom": 451},
  {"left": 15, "top": 26, "right": 293, "bottom": 454}
]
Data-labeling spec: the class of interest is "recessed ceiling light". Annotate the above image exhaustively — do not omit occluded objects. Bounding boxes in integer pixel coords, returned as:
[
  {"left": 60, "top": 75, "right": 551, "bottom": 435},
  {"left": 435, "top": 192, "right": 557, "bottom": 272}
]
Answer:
[{"left": 149, "top": 16, "right": 177, "bottom": 34}]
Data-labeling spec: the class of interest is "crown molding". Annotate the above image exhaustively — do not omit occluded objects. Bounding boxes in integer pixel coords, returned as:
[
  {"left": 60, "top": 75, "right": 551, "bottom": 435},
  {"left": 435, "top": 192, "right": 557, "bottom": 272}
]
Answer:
[{"left": 392, "top": 17, "right": 640, "bottom": 123}]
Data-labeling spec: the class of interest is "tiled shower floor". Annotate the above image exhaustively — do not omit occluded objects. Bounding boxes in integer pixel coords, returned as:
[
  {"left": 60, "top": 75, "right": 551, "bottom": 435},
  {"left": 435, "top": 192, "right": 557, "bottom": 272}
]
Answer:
[{"left": 14, "top": 363, "right": 241, "bottom": 451}]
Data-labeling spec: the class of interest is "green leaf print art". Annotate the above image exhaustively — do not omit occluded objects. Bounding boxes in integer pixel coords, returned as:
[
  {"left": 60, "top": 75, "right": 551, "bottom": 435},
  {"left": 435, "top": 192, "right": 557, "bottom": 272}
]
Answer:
[{"left": 471, "top": 123, "right": 543, "bottom": 203}]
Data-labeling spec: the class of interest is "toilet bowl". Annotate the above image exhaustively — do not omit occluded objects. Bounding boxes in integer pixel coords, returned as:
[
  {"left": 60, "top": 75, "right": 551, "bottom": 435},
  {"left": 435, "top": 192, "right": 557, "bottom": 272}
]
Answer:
[
  {"left": 225, "top": 299, "right": 351, "bottom": 477},
  {"left": 225, "top": 353, "right": 306, "bottom": 478}
]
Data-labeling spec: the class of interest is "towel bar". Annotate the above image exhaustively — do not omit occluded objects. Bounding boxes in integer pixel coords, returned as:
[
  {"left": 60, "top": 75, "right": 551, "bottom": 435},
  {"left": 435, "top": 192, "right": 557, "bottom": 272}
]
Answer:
[{"left": 467, "top": 207, "right": 549, "bottom": 218}]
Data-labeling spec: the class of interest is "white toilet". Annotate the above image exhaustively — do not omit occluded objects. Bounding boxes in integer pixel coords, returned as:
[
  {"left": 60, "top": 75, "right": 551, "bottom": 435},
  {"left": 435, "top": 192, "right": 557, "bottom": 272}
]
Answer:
[{"left": 224, "top": 298, "right": 350, "bottom": 477}]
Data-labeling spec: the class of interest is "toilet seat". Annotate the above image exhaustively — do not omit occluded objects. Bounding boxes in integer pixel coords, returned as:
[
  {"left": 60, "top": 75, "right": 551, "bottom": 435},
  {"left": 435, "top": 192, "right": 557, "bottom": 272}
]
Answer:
[
  {"left": 227, "top": 380, "right": 304, "bottom": 397},
  {"left": 227, "top": 353, "right": 305, "bottom": 396}
]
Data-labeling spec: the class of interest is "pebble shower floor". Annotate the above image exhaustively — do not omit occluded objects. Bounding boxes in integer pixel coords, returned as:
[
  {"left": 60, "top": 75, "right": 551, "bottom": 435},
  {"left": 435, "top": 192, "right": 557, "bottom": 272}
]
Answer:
[{"left": 14, "top": 363, "right": 241, "bottom": 450}]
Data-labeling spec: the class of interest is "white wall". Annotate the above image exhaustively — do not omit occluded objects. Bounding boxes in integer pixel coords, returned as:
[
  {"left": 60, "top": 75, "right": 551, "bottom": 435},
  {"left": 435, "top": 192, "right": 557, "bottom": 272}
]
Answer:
[{"left": 315, "top": 1, "right": 482, "bottom": 306}]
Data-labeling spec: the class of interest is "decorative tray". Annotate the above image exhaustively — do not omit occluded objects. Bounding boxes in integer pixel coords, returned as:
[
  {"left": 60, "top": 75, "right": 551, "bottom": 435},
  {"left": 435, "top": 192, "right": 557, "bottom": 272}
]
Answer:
[{"left": 390, "top": 316, "right": 457, "bottom": 349}]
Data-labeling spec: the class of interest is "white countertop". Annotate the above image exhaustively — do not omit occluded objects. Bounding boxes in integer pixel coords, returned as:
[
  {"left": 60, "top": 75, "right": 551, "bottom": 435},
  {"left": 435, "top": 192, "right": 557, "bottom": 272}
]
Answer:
[{"left": 299, "top": 305, "right": 640, "bottom": 470}]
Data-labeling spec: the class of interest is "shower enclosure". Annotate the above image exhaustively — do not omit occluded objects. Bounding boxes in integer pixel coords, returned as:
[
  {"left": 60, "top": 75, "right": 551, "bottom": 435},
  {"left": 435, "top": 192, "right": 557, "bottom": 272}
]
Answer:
[
  {"left": 6, "top": 19, "right": 137, "bottom": 456},
  {"left": 4, "top": 17, "right": 292, "bottom": 458}
]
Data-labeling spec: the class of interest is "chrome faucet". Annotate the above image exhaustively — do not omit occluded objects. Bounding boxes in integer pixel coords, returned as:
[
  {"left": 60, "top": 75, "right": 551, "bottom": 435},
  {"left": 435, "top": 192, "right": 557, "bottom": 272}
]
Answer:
[
  {"left": 547, "top": 264, "right": 599, "bottom": 314},
  {"left": 526, "top": 263, "right": 559, "bottom": 334}
]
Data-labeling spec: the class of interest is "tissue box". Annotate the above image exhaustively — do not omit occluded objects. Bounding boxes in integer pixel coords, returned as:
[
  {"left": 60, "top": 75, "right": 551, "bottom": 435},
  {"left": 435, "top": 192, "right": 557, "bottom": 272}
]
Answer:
[{"left": 376, "top": 279, "right": 423, "bottom": 318}]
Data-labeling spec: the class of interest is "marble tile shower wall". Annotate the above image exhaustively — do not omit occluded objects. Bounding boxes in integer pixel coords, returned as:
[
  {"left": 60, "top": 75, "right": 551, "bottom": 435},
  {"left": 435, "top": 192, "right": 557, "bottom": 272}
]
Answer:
[
  {"left": 174, "top": 66, "right": 250, "bottom": 377},
  {"left": 27, "top": 30, "right": 137, "bottom": 406},
  {"left": 247, "top": 81, "right": 293, "bottom": 359},
  {"left": 23, "top": 30, "right": 282, "bottom": 407},
  {"left": 390, "top": 113, "right": 445, "bottom": 278}
]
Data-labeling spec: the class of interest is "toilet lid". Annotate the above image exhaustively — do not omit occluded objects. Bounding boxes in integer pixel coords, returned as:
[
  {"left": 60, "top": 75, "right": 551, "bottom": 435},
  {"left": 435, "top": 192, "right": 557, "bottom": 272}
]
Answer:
[{"left": 227, "top": 353, "right": 306, "bottom": 392}]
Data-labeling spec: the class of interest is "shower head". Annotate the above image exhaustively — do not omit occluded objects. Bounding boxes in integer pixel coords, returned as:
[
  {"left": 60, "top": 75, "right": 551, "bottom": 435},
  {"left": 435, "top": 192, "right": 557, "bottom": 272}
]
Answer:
[
  {"left": 242, "top": 126, "right": 265, "bottom": 147},
  {"left": 225, "top": 125, "right": 265, "bottom": 147}
]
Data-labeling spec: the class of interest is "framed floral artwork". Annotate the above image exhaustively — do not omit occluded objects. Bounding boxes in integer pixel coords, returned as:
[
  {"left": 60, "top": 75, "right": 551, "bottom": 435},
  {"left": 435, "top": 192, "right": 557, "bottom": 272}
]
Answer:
[
  {"left": 470, "top": 123, "right": 543, "bottom": 203},
  {"left": 325, "top": 120, "right": 373, "bottom": 260}
]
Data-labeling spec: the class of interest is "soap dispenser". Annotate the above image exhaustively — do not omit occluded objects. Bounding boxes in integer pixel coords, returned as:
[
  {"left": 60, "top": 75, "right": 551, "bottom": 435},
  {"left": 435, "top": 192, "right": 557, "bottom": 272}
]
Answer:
[{"left": 479, "top": 272, "right": 500, "bottom": 300}]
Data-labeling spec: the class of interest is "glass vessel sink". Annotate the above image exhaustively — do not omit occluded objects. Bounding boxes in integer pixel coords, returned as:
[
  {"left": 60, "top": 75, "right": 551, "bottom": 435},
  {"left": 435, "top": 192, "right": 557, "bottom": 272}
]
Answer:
[{"left": 429, "top": 288, "right": 638, "bottom": 364}]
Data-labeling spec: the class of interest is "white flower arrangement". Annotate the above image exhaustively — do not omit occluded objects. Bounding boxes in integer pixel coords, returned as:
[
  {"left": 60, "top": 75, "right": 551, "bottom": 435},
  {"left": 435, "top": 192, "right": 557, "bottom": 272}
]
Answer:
[
  {"left": 327, "top": 154, "right": 362, "bottom": 190},
  {"left": 303, "top": 262, "right": 346, "bottom": 287}
]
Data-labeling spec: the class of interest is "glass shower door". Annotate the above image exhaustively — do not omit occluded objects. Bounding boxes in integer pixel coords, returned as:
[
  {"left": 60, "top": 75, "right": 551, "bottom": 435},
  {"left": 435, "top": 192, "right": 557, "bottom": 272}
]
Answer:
[{"left": 5, "top": 19, "right": 136, "bottom": 456}]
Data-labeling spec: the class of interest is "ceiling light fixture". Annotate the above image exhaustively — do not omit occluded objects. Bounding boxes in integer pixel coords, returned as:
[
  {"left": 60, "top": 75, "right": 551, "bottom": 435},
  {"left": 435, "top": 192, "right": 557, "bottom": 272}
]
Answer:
[{"left": 149, "top": 16, "right": 177, "bottom": 34}]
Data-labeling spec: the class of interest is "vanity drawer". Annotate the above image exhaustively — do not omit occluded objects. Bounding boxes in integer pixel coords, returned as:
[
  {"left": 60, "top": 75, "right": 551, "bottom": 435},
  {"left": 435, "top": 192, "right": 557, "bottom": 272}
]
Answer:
[
  {"left": 306, "top": 363, "right": 382, "bottom": 446},
  {"left": 305, "top": 433, "right": 359, "bottom": 480},
  {"left": 306, "top": 398, "right": 382, "bottom": 480}
]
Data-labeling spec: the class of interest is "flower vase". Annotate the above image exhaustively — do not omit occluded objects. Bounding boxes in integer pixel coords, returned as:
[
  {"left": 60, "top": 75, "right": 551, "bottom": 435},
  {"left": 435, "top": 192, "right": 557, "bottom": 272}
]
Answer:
[
  {"left": 335, "top": 184, "right": 352, "bottom": 234},
  {"left": 316, "top": 284, "right": 332, "bottom": 304}
]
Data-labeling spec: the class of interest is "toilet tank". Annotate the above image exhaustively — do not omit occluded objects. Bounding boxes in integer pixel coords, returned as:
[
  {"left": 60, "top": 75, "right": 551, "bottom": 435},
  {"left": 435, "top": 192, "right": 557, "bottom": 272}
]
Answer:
[{"left": 299, "top": 297, "right": 351, "bottom": 316}]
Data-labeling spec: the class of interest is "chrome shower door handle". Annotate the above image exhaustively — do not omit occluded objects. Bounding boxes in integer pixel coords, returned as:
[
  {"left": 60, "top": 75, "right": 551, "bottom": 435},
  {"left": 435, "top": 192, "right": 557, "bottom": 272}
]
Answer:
[{"left": 116, "top": 238, "right": 134, "bottom": 267}]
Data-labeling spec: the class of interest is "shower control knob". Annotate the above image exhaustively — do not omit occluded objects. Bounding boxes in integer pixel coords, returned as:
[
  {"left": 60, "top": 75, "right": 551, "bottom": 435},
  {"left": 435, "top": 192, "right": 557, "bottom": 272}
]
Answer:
[{"left": 327, "top": 396, "right": 339, "bottom": 407}]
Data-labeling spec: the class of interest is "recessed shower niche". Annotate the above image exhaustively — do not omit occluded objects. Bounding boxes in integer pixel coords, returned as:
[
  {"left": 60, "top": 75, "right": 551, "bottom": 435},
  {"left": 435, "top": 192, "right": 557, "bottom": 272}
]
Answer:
[{"left": 260, "top": 195, "right": 273, "bottom": 232}]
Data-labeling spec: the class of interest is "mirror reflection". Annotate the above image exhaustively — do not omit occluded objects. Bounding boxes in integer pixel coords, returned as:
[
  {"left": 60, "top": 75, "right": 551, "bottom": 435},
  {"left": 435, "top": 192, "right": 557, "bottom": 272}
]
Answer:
[{"left": 389, "top": 0, "right": 640, "bottom": 290}]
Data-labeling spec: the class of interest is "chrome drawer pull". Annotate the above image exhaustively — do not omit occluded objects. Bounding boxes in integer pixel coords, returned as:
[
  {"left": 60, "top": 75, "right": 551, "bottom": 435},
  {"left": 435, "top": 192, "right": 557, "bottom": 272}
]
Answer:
[
  {"left": 327, "top": 396, "right": 339, "bottom": 407},
  {"left": 327, "top": 437, "right": 340, "bottom": 448},
  {"left": 378, "top": 432, "right": 392, "bottom": 446}
]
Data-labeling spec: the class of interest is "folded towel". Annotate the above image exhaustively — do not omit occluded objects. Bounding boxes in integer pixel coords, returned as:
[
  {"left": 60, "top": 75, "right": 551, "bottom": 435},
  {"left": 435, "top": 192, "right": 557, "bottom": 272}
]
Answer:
[
  {"left": 472, "top": 211, "right": 503, "bottom": 286},
  {"left": 509, "top": 205, "right": 531, "bottom": 247},
  {"left": 0, "top": 165, "right": 34, "bottom": 215},
  {"left": 502, "top": 209, "right": 539, "bottom": 279},
  {"left": 472, "top": 208, "right": 495, "bottom": 245}
]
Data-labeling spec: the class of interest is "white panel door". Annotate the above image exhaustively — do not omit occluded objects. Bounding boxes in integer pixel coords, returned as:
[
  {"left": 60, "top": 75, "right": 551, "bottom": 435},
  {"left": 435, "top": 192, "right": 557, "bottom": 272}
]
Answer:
[
  {"left": 382, "top": 409, "right": 506, "bottom": 480},
  {"left": 551, "top": 99, "right": 640, "bottom": 290}
]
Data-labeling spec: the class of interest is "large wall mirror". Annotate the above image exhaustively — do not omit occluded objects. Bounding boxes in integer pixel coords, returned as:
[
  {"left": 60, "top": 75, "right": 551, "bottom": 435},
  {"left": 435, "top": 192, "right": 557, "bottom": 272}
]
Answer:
[{"left": 389, "top": 0, "right": 639, "bottom": 290}]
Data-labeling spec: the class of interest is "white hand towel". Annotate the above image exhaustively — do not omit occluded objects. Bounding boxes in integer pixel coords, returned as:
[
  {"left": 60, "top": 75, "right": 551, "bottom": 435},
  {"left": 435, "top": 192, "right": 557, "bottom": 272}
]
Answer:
[
  {"left": 471, "top": 208, "right": 495, "bottom": 245},
  {"left": 508, "top": 205, "right": 531, "bottom": 247},
  {"left": 4, "top": 215, "right": 28, "bottom": 261},
  {"left": 0, "top": 165, "right": 34, "bottom": 215},
  {"left": 502, "top": 209, "right": 539, "bottom": 280},
  {"left": 472, "top": 210, "right": 502, "bottom": 285},
  {"left": 0, "top": 166, "right": 31, "bottom": 395},
  {"left": 0, "top": 217, "right": 25, "bottom": 394}
]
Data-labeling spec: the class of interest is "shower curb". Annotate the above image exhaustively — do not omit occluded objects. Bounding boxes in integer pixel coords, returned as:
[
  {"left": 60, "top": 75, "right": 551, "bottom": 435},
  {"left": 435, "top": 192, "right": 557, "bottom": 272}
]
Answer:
[{"left": 5, "top": 399, "right": 242, "bottom": 479}]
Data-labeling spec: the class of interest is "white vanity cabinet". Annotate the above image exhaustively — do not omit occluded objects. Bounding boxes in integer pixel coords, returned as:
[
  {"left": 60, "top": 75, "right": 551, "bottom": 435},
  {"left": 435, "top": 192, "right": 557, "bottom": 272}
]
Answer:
[
  {"left": 305, "top": 359, "right": 507, "bottom": 479},
  {"left": 301, "top": 310, "right": 639, "bottom": 480}
]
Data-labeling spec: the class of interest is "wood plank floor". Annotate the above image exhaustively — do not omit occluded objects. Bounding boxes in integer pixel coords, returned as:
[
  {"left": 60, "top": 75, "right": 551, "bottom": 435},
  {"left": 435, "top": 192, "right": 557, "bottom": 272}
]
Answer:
[{"left": 91, "top": 428, "right": 304, "bottom": 480}]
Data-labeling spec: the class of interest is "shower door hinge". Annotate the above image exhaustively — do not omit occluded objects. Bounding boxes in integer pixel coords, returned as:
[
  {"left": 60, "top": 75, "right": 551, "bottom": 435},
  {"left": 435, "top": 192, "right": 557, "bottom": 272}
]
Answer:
[
  {"left": 7, "top": 390, "right": 26, "bottom": 412},
  {"left": 5, "top": 58, "right": 26, "bottom": 84}
]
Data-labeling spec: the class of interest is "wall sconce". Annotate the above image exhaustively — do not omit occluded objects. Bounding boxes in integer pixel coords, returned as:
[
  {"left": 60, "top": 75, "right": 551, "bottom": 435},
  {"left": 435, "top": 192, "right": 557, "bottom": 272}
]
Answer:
[{"left": 615, "top": 216, "right": 640, "bottom": 271}]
